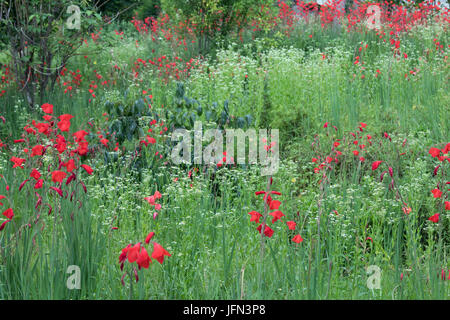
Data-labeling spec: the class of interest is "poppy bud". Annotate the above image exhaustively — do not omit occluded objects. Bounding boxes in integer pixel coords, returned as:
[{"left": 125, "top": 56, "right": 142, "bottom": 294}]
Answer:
[{"left": 433, "top": 165, "right": 440, "bottom": 176}]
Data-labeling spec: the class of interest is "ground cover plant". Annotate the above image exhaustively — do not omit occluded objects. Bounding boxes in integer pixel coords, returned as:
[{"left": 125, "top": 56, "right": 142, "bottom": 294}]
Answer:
[{"left": 0, "top": 0, "right": 448, "bottom": 300}]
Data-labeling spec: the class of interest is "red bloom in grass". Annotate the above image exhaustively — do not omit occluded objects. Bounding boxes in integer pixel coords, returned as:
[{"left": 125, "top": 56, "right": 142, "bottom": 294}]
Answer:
[
  {"left": 286, "top": 221, "right": 296, "bottom": 230},
  {"left": 73, "top": 130, "right": 88, "bottom": 142},
  {"left": 137, "top": 247, "right": 152, "bottom": 269},
  {"left": 257, "top": 223, "right": 274, "bottom": 238},
  {"left": 64, "top": 159, "right": 76, "bottom": 172},
  {"left": 144, "top": 195, "right": 155, "bottom": 205},
  {"left": 100, "top": 138, "right": 109, "bottom": 146},
  {"left": 34, "top": 179, "right": 43, "bottom": 189},
  {"left": 151, "top": 242, "right": 171, "bottom": 264},
  {"left": 323, "top": 122, "right": 329, "bottom": 128},
  {"left": 269, "top": 210, "right": 285, "bottom": 223},
  {"left": 0, "top": 219, "right": 10, "bottom": 231},
  {"left": 30, "top": 168, "right": 41, "bottom": 180},
  {"left": 269, "top": 200, "right": 281, "bottom": 210},
  {"left": 154, "top": 191, "right": 162, "bottom": 200},
  {"left": 80, "top": 164, "right": 93, "bottom": 175},
  {"left": 429, "top": 147, "right": 441, "bottom": 158},
  {"left": 128, "top": 243, "right": 141, "bottom": 263},
  {"left": 57, "top": 114, "right": 73, "bottom": 132},
  {"left": 428, "top": 213, "right": 439, "bottom": 223},
  {"left": 353, "top": 150, "right": 359, "bottom": 156},
  {"left": 2, "top": 208, "right": 14, "bottom": 219},
  {"left": 0, "top": 195, "right": 5, "bottom": 206},
  {"left": 51, "top": 170, "right": 67, "bottom": 183},
  {"left": 248, "top": 211, "right": 262, "bottom": 223},
  {"left": 145, "top": 232, "right": 155, "bottom": 244},
  {"left": 55, "top": 135, "right": 67, "bottom": 153},
  {"left": 147, "top": 135, "right": 156, "bottom": 144},
  {"left": 41, "top": 103, "right": 53, "bottom": 114},
  {"left": 31, "top": 145, "right": 44, "bottom": 157},
  {"left": 11, "top": 157, "right": 25, "bottom": 168},
  {"left": 59, "top": 114, "right": 74, "bottom": 122},
  {"left": 402, "top": 206, "right": 412, "bottom": 215},
  {"left": 119, "top": 244, "right": 132, "bottom": 266},
  {"left": 77, "top": 141, "right": 89, "bottom": 155},
  {"left": 443, "top": 143, "right": 450, "bottom": 154},
  {"left": 431, "top": 188, "right": 442, "bottom": 198},
  {"left": 445, "top": 201, "right": 450, "bottom": 211},
  {"left": 57, "top": 120, "right": 71, "bottom": 132},
  {"left": 372, "top": 161, "right": 383, "bottom": 171},
  {"left": 33, "top": 121, "right": 51, "bottom": 135},
  {"left": 292, "top": 234, "right": 303, "bottom": 243}
]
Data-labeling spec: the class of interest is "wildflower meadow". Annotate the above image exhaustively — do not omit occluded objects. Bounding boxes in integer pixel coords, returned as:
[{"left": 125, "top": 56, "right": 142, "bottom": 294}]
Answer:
[{"left": 0, "top": 0, "right": 448, "bottom": 302}]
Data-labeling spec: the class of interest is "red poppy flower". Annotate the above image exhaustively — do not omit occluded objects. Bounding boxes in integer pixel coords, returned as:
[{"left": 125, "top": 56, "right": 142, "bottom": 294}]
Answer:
[
  {"left": 292, "top": 234, "right": 303, "bottom": 243},
  {"left": 269, "top": 210, "right": 285, "bottom": 223},
  {"left": 128, "top": 243, "right": 141, "bottom": 263},
  {"left": 33, "top": 121, "right": 50, "bottom": 135},
  {"left": 11, "top": 157, "right": 25, "bottom": 168},
  {"left": 257, "top": 223, "right": 274, "bottom": 237},
  {"left": 429, "top": 147, "right": 441, "bottom": 158},
  {"left": 51, "top": 170, "right": 67, "bottom": 183},
  {"left": 77, "top": 141, "right": 89, "bottom": 155},
  {"left": 372, "top": 161, "right": 383, "bottom": 171},
  {"left": 34, "top": 179, "right": 43, "bottom": 189},
  {"left": 154, "top": 191, "right": 162, "bottom": 199},
  {"left": 30, "top": 169, "right": 41, "bottom": 180},
  {"left": 2, "top": 208, "right": 14, "bottom": 219},
  {"left": 0, "top": 195, "right": 6, "bottom": 206},
  {"left": 269, "top": 200, "right": 281, "bottom": 210},
  {"left": 64, "top": 159, "right": 76, "bottom": 172},
  {"left": 80, "top": 164, "right": 93, "bottom": 175},
  {"left": 59, "top": 114, "right": 74, "bottom": 122},
  {"left": 146, "top": 135, "right": 156, "bottom": 144},
  {"left": 57, "top": 119, "right": 71, "bottom": 132},
  {"left": 41, "top": 103, "right": 53, "bottom": 114},
  {"left": 119, "top": 244, "right": 132, "bottom": 265},
  {"left": 31, "top": 145, "right": 44, "bottom": 157},
  {"left": 73, "top": 130, "right": 88, "bottom": 142},
  {"left": 443, "top": 143, "right": 450, "bottom": 154},
  {"left": 431, "top": 188, "right": 442, "bottom": 198},
  {"left": 137, "top": 247, "right": 152, "bottom": 269},
  {"left": 286, "top": 221, "right": 296, "bottom": 230},
  {"left": 144, "top": 195, "right": 155, "bottom": 205},
  {"left": 445, "top": 201, "right": 450, "bottom": 211},
  {"left": 151, "top": 242, "right": 171, "bottom": 264},
  {"left": 428, "top": 213, "right": 439, "bottom": 223},
  {"left": 248, "top": 211, "right": 262, "bottom": 223}
]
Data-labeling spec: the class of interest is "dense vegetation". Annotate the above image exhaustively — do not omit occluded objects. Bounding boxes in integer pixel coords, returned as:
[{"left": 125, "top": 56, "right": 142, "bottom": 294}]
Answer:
[{"left": 0, "top": 0, "right": 448, "bottom": 299}]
